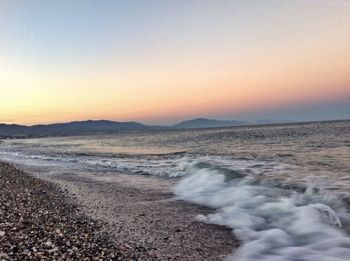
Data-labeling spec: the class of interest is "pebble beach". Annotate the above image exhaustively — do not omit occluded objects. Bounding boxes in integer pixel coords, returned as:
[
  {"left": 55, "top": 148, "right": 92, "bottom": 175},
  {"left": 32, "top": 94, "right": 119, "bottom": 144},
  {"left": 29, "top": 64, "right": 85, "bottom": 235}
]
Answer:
[
  {"left": 0, "top": 162, "right": 152, "bottom": 260},
  {"left": 0, "top": 162, "right": 239, "bottom": 260}
]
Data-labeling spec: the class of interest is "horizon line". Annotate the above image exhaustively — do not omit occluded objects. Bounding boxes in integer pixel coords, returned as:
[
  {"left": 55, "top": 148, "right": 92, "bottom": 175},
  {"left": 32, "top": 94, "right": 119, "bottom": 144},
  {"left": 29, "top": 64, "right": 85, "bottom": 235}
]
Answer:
[{"left": 1, "top": 117, "right": 349, "bottom": 128}]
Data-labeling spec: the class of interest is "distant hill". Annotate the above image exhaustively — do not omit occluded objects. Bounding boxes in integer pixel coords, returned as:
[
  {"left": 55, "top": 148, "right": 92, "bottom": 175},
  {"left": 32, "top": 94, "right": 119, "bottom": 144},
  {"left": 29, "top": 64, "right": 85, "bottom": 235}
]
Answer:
[
  {"left": 173, "top": 118, "right": 247, "bottom": 129},
  {"left": 0, "top": 124, "right": 30, "bottom": 137},
  {"left": 0, "top": 120, "right": 151, "bottom": 138},
  {"left": 0, "top": 118, "right": 290, "bottom": 138}
]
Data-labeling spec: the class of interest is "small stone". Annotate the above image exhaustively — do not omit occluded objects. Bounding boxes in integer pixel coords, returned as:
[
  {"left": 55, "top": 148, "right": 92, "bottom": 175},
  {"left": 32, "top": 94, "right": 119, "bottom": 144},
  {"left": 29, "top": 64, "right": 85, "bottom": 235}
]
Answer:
[
  {"left": 45, "top": 241, "right": 53, "bottom": 248},
  {"left": 0, "top": 252, "right": 9, "bottom": 259},
  {"left": 11, "top": 245, "right": 19, "bottom": 253},
  {"left": 0, "top": 230, "right": 5, "bottom": 237},
  {"left": 51, "top": 247, "right": 59, "bottom": 253}
]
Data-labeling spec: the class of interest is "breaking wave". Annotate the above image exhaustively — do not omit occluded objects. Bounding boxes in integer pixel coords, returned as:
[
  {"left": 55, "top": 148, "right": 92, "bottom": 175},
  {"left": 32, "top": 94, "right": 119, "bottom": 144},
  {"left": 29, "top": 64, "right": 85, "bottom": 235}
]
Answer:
[{"left": 175, "top": 161, "right": 350, "bottom": 261}]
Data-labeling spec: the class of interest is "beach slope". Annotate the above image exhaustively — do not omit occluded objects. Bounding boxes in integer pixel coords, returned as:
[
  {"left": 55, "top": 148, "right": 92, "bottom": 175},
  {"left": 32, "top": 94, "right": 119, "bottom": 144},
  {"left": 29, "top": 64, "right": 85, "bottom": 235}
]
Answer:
[{"left": 0, "top": 162, "right": 239, "bottom": 260}]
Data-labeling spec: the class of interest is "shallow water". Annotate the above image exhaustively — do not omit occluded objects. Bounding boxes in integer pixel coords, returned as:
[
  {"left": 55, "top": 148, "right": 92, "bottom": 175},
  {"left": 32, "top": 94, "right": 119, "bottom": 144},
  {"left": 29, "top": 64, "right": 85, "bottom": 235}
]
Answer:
[{"left": 1, "top": 120, "right": 350, "bottom": 260}]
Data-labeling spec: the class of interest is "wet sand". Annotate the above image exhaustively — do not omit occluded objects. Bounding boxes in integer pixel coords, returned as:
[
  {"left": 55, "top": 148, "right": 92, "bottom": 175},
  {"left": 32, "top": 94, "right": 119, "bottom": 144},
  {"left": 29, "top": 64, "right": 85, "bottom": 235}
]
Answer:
[{"left": 0, "top": 162, "right": 239, "bottom": 260}]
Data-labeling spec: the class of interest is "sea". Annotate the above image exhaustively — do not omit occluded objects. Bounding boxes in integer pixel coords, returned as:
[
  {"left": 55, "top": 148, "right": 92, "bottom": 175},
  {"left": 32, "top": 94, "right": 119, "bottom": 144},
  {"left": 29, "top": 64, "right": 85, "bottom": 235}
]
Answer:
[{"left": 1, "top": 120, "right": 350, "bottom": 260}]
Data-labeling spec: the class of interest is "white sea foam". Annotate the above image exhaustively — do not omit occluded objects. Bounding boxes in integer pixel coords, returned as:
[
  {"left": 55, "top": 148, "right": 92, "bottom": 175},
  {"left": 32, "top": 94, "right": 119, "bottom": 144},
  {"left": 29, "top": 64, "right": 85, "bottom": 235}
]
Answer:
[{"left": 175, "top": 161, "right": 350, "bottom": 261}]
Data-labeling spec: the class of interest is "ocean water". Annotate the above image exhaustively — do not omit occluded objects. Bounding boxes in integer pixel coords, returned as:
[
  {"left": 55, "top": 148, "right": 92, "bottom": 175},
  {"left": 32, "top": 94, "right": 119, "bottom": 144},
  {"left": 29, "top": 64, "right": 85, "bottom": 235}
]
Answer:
[{"left": 1, "top": 120, "right": 350, "bottom": 260}]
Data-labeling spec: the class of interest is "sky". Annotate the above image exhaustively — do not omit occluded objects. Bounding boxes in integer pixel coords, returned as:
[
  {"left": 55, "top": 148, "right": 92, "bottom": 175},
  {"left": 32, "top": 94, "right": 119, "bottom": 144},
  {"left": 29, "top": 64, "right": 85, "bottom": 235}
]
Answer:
[{"left": 0, "top": 0, "right": 349, "bottom": 125}]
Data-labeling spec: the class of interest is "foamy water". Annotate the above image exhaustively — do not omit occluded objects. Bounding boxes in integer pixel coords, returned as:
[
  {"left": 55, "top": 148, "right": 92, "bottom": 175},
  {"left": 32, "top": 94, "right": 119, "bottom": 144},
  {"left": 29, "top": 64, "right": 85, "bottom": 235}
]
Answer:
[
  {"left": 175, "top": 160, "right": 350, "bottom": 260},
  {"left": 0, "top": 120, "right": 349, "bottom": 260}
]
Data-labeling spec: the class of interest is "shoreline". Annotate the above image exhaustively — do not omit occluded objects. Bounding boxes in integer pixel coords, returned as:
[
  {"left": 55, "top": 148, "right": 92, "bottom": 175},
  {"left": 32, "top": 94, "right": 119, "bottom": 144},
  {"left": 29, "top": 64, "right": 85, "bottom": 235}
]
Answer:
[{"left": 0, "top": 161, "right": 239, "bottom": 260}]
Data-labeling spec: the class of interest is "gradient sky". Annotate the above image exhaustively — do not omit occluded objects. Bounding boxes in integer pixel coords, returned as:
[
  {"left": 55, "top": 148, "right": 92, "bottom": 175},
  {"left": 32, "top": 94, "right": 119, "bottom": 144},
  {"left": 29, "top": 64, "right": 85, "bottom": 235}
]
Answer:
[{"left": 1, "top": 0, "right": 350, "bottom": 125}]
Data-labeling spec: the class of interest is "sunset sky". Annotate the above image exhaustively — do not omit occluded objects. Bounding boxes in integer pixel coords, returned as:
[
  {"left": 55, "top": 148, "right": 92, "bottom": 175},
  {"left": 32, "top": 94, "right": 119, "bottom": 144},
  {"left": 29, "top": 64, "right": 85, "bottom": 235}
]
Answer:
[{"left": 1, "top": 0, "right": 349, "bottom": 125}]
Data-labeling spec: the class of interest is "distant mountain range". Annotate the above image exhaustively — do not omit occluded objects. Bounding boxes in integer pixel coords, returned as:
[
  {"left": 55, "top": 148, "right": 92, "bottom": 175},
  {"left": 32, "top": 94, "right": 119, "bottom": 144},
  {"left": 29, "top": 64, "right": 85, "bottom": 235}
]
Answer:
[
  {"left": 0, "top": 120, "right": 151, "bottom": 138},
  {"left": 173, "top": 118, "right": 246, "bottom": 129},
  {"left": 0, "top": 118, "right": 282, "bottom": 138}
]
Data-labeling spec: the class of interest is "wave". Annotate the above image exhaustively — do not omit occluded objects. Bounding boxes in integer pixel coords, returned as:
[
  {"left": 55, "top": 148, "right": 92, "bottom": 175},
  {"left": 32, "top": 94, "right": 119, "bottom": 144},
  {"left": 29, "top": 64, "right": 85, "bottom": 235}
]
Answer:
[
  {"left": 2, "top": 145, "right": 350, "bottom": 259},
  {"left": 0, "top": 149, "right": 290, "bottom": 179},
  {"left": 175, "top": 161, "right": 350, "bottom": 260}
]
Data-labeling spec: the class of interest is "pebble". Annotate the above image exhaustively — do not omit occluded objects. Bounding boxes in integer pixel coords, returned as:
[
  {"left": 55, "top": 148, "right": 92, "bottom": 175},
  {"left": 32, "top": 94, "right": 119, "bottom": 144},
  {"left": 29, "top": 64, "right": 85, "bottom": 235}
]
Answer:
[{"left": 0, "top": 162, "right": 142, "bottom": 260}]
